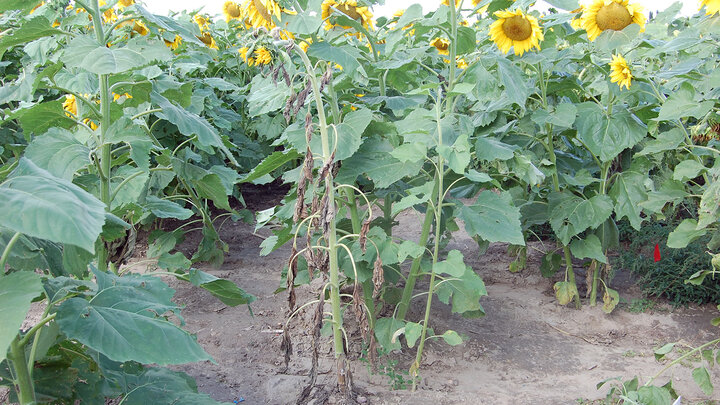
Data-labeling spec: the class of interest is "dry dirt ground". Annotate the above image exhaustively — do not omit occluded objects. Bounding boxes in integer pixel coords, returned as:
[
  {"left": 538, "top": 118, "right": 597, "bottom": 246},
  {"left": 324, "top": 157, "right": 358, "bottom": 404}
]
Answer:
[{"left": 124, "top": 189, "right": 720, "bottom": 405}]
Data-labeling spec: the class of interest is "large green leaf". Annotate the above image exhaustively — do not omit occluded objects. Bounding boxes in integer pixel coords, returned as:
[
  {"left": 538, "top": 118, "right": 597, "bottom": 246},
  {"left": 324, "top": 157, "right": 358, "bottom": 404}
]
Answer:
[
  {"left": 63, "top": 37, "right": 172, "bottom": 75},
  {"left": 548, "top": 192, "right": 613, "bottom": 245},
  {"left": 0, "top": 272, "right": 44, "bottom": 363},
  {"left": 307, "top": 41, "right": 363, "bottom": 77},
  {"left": 496, "top": 57, "right": 529, "bottom": 107},
  {"left": 636, "top": 128, "right": 685, "bottom": 156},
  {"left": 570, "top": 235, "right": 607, "bottom": 263},
  {"left": 459, "top": 191, "right": 524, "bottom": 245},
  {"left": 438, "top": 134, "right": 471, "bottom": 174},
  {"left": 334, "top": 108, "right": 372, "bottom": 161},
  {"left": 609, "top": 171, "right": 646, "bottom": 230},
  {"left": 285, "top": 12, "right": 322, "bottom": 35},
  {"left": 657, "top": 83, "right": 714, "bottom": 121},
  {"left": 0, "top": 227, "right": 64, "bottom": 275},
  {"left": 144, "top": 196, "right": 193, "bottom": 220},
  {"left": 240, "top": 149, "right": 301, "bottom": 183},
  {"left": 474, "top": 136, "right": 517, "bottom": 161},
  {"left": 10, "top": 101, "right": 76, "bottom": 135},
  {"left": 56, "top": 296, "right": 211, "bottom": 365},
  {"left": 0, "top": 158, "right": 106, "bottom": 253},
  {"left": 246, "top": 74, "right": 291, "bottom": 117},
  {"left": 0, "top": 17, "right": 64, "bottom": 58},
  {"left": 692, "top": 367, "right": 714, "bottom": 396},
  {"left": 336, "top": 138, "right": 423, "bottom": 188},
  {"left": 435, "top": 266, "right": 487, "bottom": 317},
  {"left": 116, "top": 367, "right": 231, "bottom": 405},
  {"left": 24, "top": 128, "right": 91, "bottom": 180},
  {"left": 698, "top": 178, "right": 720, "bottom": 229},
  {"left": 434, "top": 250, "right": 466, "bottom": 278},
  {"left": 174, "top": 269, "right": 255, "bottom": 306},
  {"left": 575, "top": 102, "right": 647, "bottom": 162},
  {"left": 667, "top": 219, "right": 707, "bottom": 248},
  {"left": 151, "top": 92, "right": 237, "bottom": 165}
]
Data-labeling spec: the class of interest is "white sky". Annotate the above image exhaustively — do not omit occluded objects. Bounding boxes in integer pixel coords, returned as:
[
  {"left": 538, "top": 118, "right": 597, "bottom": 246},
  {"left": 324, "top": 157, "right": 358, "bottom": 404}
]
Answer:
[{"left": 142, "top": 0, "right": 698, "bottom": 19}]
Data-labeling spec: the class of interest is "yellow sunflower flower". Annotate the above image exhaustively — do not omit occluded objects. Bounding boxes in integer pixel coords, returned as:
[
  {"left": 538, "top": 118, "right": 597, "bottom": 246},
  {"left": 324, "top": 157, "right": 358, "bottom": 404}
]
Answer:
[
  {"left": 195, "top": 14, "right": 210, "bottom": 30},
  {"left": 164, "top": 35, "right": 182, "bottom": 50},
  {"left": 489, "top": 9, "right": 544, "bottom": 56},
  {"left": 63, "top": 94, "right": 78, "bottom": 117},
  {"left": 239, "top": 46, "right": 255, "bottom": 65},
  {"left": 430, "top": 37, "right": 450, "bottom": 55},
  {"left": 99, "top": 1, "right": 117, "bottom": 23},
  {"left": 198, "top": 32, "right": 219, "bottom": 49},
  {"left": 442, "top": 0, "right": 461, "bottom": 7},
  {"left": 570, "top": 6, "right": 584, "bottom": 30},
  {"left": 132, "top": 20, "right": 148, "bottom": 36},
  {"left": 113, "top": 92, "right": 133, "bottom": 101},
  {"left": 243, "top": 0, "right": 282, "bottom": 30},
  {"left": 321, "top": 0, "right": 374, "bottom": 32},
  {"left": 254, "top": 46, "right": 273, "bottom": 65},
  {"left": 700, "top": 0, "right": 720, "bottom": 15},
  {"left": 609, "top": 54, "right": 632, "bottom": 90},
  {"left": 299, "top": 38, "right": 312, "bottom": 53},
  {"left": 117, "top": 0, "right": 134, "bottom": 8},
  {"left": 223, "top": 1, "right": 243, "bottom": 21},
  {"left": 580, "top": 0, "right": 645, "bottom": 41},
  {"left": 456, "top": 57, "right": 468, "bottom": 69}
]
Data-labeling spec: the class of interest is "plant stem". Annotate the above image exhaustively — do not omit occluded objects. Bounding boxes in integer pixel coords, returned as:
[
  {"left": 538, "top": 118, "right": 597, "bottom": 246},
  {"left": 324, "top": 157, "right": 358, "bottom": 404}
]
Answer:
[
  {"left": 0, "top": 231, "right": 21, "bottom": 274},
  {"left": 647, "top": 338, "right": 720, "bottom": 385},
  {"left": 9, "top": 335, "right": 35, "bottom": 405},
  {"left": 589, "top": 262, "right": 600, "bottom": 306},
  {"left": 563, "top": 245, "right": 581, "bottom": 309},
  {"left": 395, "top": 182, "right": 438, "bottom": 321}
]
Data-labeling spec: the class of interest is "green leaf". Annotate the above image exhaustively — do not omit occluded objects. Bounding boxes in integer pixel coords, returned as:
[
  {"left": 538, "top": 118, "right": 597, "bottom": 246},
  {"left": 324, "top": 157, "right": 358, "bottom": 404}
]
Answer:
[
  {"left": 397, "top": 240, "right": 424, "bottom": 262},
  {"left": 158, "top": 252, "right": 191, "bottom": 271},
  {"left": 56, "top": 295, "right": 211, "bottom": 365},
  {"left": 307, "top": 41, "right": 362, "bottom": 76},
  {"left": 570, "top": 235, "right": 607, "bottom": 263},
  {"left": 637, "top": 386, "right": 672, "bottom": 405},
  {"left": 285, "top": 12, "right": 322, "bottom": 35},
  {"left": 685, "top": 269, "right": 714, "bottom": 286},
  {"left": 151, "top": 92, "right": 236, "bottom": 165},
  {"left": 667, "top": 219, "right": 707, "bottom": 249},
  {"left": 195, "top": 174, "right": 231, "bottom": 211},
  {"left": 390, "top": 143, "right": 427, "bottom": 163},
  {"left": 455, "top": 26, "right": 476, "bottom": 55},
  {"left": 460, "top": 191, "right": 524, "bottom": 245},
  {"left": 374, "top": 317, "right": 404, "bottom": 351},
  {"left": 0, "top": 17, "right": 64, "bottom": 58},
  {"left": 404, "top": 322, "right": 422, "bottom": 348},
  {"left": 637, "top": 128, "right": 685, "bottom": 156},
  {"left": 435, "top": 267, "right": 487, "bottom": 316},
  {"left": 434, "top": 250, "right": 466, "bottom": 278},
  {"left": 438, "top": 134, "right": 471, "bottom": 174},
  {"left": 692, "top": 367, "right": 714, "bottom": 396},
  {"left": 145, "top": 196, "right": 193, "bottom": 220},
  {"left": 575, "top": 102, "right": 647, "bottom": 162},
  {"left": 116, "top": 367, "right": 231, "bottom": 405},
  {"left": 10, "top": 101, "right": 76, "bottom": 135},
  {"left": 548, "top": 192, "right": 613, "bottom": 246},
  {"left": 241, "top": 149, "right": 301, "bottom": 183},
  {"left": 543, "top": 0, "right": 579, "bottom": 10},
  {"left": 540, "top": 252, "right": 562, "bottom": 278},
  {"left": 475, "top": 136, "right": 517, "bottom": 161},
  {"left": 609, "top": 171, "right": 647, "bottom": 230},
  {"left": 654, "top": 343, "right": 675, "bottom": 360},
  {"left": 441, "top": 330, "right": 463, "bottom": 346},
  {"left": 24, "top": 128, "right": 91, "bottom": 180},
  {"left": 175, "top": 268, "right": 255, "bottom": 306},
  {"left": 697, "top": 178, "right": 720, "bottom": 229},
  {"left": 246, "top": 74, "right": 291, "bottom": 117},
  {"left": 0, "top": 272, "right": 43, "bottom": 363},
  {"left": 334, "top": 108, "right": 372, "bottom": 161},
  {"left": 658, "top": 83, "right": 715, "bottom": 121},
  {"left": 673, "top": 160, "right": 706, "bottom": 181},
  {"left": 553, "top": 281, "right": 578, "bottom": 306},
  {"left": 63, "top": 37, "right": 172, "bottom": 75},
  {"left": 336, "top": 138, "right": 422, "bottom": 188},
  {"left": 0, "top": 158, "right": 106, "bottom": 253},
  {"left": 497, "top": 57, "right": 529, "bottom": 107}
]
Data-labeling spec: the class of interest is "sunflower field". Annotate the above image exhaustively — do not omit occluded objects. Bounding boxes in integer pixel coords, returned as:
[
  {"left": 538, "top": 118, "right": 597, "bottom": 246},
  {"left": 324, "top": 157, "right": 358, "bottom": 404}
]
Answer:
[{"left": 1, "top": 0, "right": 720, "bottom": 403}]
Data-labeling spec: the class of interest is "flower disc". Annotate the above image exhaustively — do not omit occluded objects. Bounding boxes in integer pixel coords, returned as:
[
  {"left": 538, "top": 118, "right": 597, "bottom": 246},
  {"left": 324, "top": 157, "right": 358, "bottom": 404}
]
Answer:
[
  {"left": 502, "top": 15, "right": 532, "bottom": 41},
  {"left": 595, "top": 2, "right": 632, "bottom": 31}
]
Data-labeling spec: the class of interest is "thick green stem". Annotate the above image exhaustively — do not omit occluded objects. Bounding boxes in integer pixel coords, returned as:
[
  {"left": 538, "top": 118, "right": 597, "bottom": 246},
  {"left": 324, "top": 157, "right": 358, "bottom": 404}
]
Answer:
[
  {"left": 589, "top": 262, "right": 600, "bottom": 306},
  {"left": 0, "top": 231, "right": 22, "bottom": 274},
  {"left": 395, "top": 182, "right": 438, "bottom": 321},
  {"left": 412, "top": 97, "right": 445, "bottom": 391},
  {"left": 344, "top": 188, "right": 362, "bottom": 235},
  {"left": 9, "top": 336, "right": 35, "bottom": 404},
  {"left": 90, "top": 0, "right": 111, "bottom": 271}
]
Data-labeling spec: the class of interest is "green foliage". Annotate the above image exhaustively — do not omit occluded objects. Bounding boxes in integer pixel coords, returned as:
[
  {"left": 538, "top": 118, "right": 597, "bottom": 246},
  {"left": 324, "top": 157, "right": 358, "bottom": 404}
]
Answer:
[{"left": 616, "top": 221, "right": 720, "bottom": 306}]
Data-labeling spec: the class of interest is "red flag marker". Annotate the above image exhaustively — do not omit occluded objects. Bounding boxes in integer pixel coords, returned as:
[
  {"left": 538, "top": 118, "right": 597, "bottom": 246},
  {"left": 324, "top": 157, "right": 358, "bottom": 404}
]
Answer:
[{"left": 654, "top": 244, "right": 661, "bottom": 262}]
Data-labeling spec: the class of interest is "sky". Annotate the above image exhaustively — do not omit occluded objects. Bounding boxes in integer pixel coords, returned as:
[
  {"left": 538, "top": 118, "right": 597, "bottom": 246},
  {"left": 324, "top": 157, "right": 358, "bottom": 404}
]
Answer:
[{"left": 142, "top": 0, "right": 699, "bottom": 18}]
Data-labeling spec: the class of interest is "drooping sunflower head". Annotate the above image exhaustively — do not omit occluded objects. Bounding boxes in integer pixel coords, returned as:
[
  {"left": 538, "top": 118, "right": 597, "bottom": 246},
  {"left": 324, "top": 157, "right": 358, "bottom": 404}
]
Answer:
[
  {"left": 63, "top": 94, "right": 77, "bottom": 117},
  {"left": 132, "top": 20, "right": 148, "bottom": 36},
  {"left": 489, "top": 9, "right": 544, "bottom": 56},
  {"left": 223, "top": 1, "right": 243, "bottom": 21},
  {"left": 197, "top": 32, "right": 219, "bottom": 49},
  {"left": 117, "top": 0, "right": 134, "bottom": 9},
  {"left": 244, "top": 0, "right": 282, "bottom": 30},
  {"left": 298, "top": 38, "right": 312, "bottom": 53},
  {"left": 430, "top": 37, "right": 450, "bottom": 55},
  {"left": 195, "top": 14, "right": 210, "bottom": 30},
  {"left": 700, "top": 0, "right": 720, "bottom": 15},
  {"left": 164, "top": 34, "right": 182, "bottom": 50},
  {"left": 322, "top": 0, "right": 374, "bottom": 32},
  {"left": 254, "top": 46, "right": 273, "bottom": 65},
  {"left": 609, "top": 54, "right": 632, "bottom": 90},
  {"left": 580, "top": 0, "right": 646, "bottom": 41}
]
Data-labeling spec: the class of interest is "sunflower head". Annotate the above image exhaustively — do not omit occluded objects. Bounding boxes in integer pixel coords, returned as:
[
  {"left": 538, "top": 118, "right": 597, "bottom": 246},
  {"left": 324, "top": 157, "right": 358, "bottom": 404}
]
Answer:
[
  {"left": 223, "top": 1, "right": 243, "bottom": 21},
  {"left": 195, "top": 15, "right": 210, "bottom": 30},
  {"left": 322, "top": 0, "right": 374, "bottom": 32},
  {"left": 580, "top": 0, "right": 646, "bottom": 41},
  {"left": 63, "top": 94, "right": 77, "bottom": 116},
  {"left": 254, "top": 46, "right": 273, "bottom": 65},
  {"left": 164, "top": 34, "right": 182, "bottom": 50},
  {"left": 609, "top": 54, "right": 632, "bottom": 90},
  {"left": 298, "top": 38, "right": 312, "bottom": 53},
  {"left": 430, "top": 37, "right": 450, "bottom": 55},
  {"left": 132, "top": 20, "right": 148, "bottom": 36},
  {"left": 244, "top": 0, "right": 282, "bottom": 29},
  {"left": 700, "top": 0, "right": 720, "bottom": 15},
  {"left": 198, "top": 32, "right": 219, "bottom": 49},
  {"left": 489, "top": 9, "right": 544, "bottom": 56},
  {"left": 117, "top": 0, "right": 134, "bottom": 8}
]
